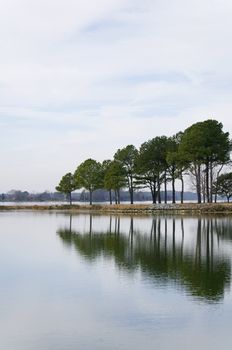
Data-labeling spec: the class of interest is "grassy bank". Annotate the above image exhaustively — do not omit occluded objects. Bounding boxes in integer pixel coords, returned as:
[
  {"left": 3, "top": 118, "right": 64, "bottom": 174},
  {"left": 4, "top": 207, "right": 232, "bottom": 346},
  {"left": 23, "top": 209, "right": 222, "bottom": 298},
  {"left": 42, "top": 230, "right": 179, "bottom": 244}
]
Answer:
[{"left": 1, "top": 202, "right": 232, "bottom": 214}]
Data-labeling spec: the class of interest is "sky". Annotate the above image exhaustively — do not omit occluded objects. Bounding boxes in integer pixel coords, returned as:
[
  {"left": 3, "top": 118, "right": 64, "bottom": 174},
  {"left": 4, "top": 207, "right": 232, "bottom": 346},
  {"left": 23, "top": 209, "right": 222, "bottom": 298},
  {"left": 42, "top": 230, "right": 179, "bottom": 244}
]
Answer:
[{"left": 1, "top": 0, "right": 232, "bottom": 192}]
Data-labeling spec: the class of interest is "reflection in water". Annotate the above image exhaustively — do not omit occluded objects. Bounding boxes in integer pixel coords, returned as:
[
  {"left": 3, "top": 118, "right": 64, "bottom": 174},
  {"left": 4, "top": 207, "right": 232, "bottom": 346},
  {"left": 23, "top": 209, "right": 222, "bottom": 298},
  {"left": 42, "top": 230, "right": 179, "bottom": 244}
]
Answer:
[{"left": 57, "top": 215, "right": 232, "bottom": 303}]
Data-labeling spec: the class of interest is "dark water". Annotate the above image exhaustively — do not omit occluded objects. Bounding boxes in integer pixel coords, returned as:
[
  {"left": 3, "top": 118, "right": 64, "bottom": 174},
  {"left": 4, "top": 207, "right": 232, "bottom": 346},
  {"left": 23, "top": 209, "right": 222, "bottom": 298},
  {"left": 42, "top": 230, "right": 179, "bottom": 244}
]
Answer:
[{"left": 1, "top": 212, "right": 232, "bottom": 350}]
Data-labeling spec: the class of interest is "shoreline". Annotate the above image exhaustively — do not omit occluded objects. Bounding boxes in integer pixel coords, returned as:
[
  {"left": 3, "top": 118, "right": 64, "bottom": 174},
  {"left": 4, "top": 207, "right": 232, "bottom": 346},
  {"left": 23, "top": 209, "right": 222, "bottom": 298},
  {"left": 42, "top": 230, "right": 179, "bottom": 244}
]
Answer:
[{"left": 1, "top": 202, "right": 232, "bottom": 214}]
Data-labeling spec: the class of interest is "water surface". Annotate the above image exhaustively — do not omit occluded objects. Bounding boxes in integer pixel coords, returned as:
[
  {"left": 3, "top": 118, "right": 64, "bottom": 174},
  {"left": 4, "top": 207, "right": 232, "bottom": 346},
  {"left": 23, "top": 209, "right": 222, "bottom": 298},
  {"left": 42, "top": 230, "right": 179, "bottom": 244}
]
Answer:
[{"left": 0, "top": 211, "right": 232, "bottom": 349}]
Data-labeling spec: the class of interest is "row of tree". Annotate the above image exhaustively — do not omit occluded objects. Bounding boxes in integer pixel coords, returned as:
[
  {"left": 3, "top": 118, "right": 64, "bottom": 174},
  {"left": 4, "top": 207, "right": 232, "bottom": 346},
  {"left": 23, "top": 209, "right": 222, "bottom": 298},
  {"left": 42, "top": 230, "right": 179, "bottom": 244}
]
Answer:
[{"left": 56, "top": 119, "right": 232, "bottom": 204}]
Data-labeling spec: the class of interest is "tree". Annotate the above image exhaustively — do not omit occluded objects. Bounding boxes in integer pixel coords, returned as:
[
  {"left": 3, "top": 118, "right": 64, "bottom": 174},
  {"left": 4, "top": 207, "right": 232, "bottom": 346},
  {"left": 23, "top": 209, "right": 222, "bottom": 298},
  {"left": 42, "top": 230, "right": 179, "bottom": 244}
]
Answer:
[
  {"left": 166, "top": 132, "right": 189, "bottom": 204},
  {"left": 104, "top": 160, "right": 126, "bottom": 204},
  {"left": 136, "top": 140, "right": 157, "bottom": 204},
  {"left": 166, "top": 135, "right": 179, "bottom": 204},
  {"left": 114, "top": 145, "right": 138, "bottom": 204},
  {"left": 214, "top": 172, "right": 232, "bottom": 202},
  {"left": 101, "top": 160, "right": 113, "bottom": 204},
  {"left": 179, "top": 120, "right": 231, "bottom": 203},
  {"left": 74, "top": 159, "right": 102, "bottom": 205},
  {"left": 56, "top": 172, "right": 77, "bottom": 205},
  {"left": 136, "top": 137, "right": 169, "bottom": 203}
]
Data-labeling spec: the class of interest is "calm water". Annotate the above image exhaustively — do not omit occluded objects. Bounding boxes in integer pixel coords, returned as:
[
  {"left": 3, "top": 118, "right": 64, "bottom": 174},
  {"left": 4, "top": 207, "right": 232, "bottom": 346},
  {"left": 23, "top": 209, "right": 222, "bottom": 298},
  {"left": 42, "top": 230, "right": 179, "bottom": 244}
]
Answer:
[{"left": 1, "top": 212, "right": 232, "bottom": 350}]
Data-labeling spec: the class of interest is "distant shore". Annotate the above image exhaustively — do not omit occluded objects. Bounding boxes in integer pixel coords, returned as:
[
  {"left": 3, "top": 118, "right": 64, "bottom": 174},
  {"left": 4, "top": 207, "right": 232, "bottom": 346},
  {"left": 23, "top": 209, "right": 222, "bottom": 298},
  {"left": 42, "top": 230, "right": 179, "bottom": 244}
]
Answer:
[{"left": 1, "top": 202, "right": 232, "bottom": 214}]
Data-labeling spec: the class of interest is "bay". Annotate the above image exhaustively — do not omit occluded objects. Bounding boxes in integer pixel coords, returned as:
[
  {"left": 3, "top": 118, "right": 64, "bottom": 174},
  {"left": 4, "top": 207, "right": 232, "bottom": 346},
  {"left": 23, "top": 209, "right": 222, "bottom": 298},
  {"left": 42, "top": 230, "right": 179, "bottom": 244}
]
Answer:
[{"left": 0, "top": 211, "right": 232, "bottom": 350}]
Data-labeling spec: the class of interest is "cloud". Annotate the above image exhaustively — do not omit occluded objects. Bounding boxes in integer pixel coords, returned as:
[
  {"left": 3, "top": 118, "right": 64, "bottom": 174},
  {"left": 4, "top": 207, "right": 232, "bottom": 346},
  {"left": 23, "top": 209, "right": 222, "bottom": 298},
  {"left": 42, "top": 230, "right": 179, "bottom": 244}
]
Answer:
[{"left": 0, "top": 0, "right": 232, "bottom": 191}]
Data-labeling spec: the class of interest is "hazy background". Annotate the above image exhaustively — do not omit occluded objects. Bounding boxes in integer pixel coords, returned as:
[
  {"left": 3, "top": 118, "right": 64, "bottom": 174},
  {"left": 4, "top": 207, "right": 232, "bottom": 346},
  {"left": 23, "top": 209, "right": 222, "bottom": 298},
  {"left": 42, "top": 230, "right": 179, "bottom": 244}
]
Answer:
[{"left": 1, "top": 0, "right": 232, "bottom": 192}]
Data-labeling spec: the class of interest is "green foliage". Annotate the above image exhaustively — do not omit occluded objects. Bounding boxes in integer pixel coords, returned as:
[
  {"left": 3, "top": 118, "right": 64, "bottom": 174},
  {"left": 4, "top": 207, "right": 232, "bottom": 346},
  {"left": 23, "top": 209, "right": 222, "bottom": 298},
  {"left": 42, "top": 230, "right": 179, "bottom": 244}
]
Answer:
[
  {"left": 104, "top": 160, "right": 127, "bottom": 191},
  {"left": 179, "top": 119, "right": 230, "bottom": 164},
  {"left": 139, "top": 136, "right": 168, "bottom": 172},
  {"left": 114, "top": 145, "right": 138, "bottom": 172},
  {"left": 179, "top": 119, "right": 231, "bottom": 202},
  {"left": 56, "top": 173, "right": 77, "bottom": 194},
  {"left": 166, "top": 134, "right": 180, "bottom": 170},
  {"left": 101, "top": 159, "right": 112, "bottom": 174},
  {"left": 216, "top": 172, "right": 232, "bottom": 202},
  {"left": 74, "top": 158, "right": 102, "bottom": 192},
  {"left": 114, "top": 145, "right": 138, "bottom": 204},
  {"left": 100, "top": 159, "right": 112, "bottom": 190},
  {"left": 56, "top": 172, "right": 77, "bottom": 204},
  {"left": 166, "top": 133, "right": 188, "bottom": 181},
  {"left": 136, "top": 136, "right": 170, "bottom": 202}
]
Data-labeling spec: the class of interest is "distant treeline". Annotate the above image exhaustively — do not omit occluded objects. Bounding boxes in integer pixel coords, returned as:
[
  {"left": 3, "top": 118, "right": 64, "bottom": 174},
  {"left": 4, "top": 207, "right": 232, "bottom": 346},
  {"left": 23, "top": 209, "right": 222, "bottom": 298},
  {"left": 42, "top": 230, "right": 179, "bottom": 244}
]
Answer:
[
  {"left": 0, "top": 190, "right": 64, "bottom": 202},
  {"left": 0, "top": 189, "right": 198, "bottom": 203},
  {"left": 56, "top": 119, "right": 232, "bottom": 205}
]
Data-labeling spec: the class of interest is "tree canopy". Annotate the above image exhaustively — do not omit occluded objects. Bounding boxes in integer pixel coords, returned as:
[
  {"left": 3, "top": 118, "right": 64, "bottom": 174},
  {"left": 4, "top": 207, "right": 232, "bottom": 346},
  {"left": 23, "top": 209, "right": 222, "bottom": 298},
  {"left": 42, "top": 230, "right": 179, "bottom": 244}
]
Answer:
[
  {"left": 114, "top": 145, "right": 138, "bottom": 204},
  {"left": 74, "top": 159, "right": 102, "bottom": 205},
  {"left": 104, "top": 160, "right": 126, "bottom": 204},
  {"left": 136, "top": 137, "right": 169, "bottom": 203},
  {"left": 179, "top": 120, "right": 231, "bottom": 203},
  {"left": 56, "top": 172, "right": 77, "bottom": 205},
  {"left": 215, "top": 172, "right": 232, "bottom": 202}
]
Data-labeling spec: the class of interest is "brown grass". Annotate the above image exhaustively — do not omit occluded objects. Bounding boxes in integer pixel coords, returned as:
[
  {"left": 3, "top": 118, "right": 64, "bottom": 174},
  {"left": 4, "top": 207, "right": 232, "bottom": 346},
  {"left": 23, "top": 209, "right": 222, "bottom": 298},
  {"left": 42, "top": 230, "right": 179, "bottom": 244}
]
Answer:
[{"left": 1, "top": 202, "right": 232, "bottom": 214}]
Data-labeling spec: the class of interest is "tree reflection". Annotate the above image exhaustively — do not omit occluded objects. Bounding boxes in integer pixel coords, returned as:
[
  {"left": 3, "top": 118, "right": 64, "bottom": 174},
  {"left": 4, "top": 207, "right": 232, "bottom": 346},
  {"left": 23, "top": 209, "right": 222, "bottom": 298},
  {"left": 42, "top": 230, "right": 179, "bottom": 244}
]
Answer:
[{"left": 57, "top": 215, "right": 231, "bottom": 302}]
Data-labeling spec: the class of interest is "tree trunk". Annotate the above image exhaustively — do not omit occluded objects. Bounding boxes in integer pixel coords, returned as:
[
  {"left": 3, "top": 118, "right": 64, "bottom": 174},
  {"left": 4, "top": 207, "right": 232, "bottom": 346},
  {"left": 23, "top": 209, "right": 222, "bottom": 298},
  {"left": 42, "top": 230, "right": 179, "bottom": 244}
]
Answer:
[
  {"left": 180, "top": 175, "right": 184, "bottom": 203},
  {"left": 203, "top": 187, "right": 206, "bottom": 203},
  {"left": 130, "top": 189, "right": 134, "bottom": 204},
  {"left": 69, "top": 192, "right": 72, "bottom": 205},
  {"left": 114, "top": 190, "right": 118, "bottom": 204},
  {"left": 129, "top": 175, "right": 134, "bottom": 204},
  {"left": 151, "top": 188, "right": 156, "bottom": 204},
  {"left": 214, "top": 164, "right": 224, "bottom": 203},
  {"left": 109, "top": 190, "right": 112, "bottom": 205},
  {"left": 164, "top": 171, "right": 167, "bottom": 204},
  {"left": 117, "top": 189, "right": 121, "bottom": 204},
  {"left": 205, "top": 162, "right": 209, "bottom": 203},
  {"left": 157, "top": 174, "right": 161, "bottom": 203},
  {"left": 172, "top": 177, "right": 176, "bottom": 204},
  {"left": 90, "top": 190, "right": 93, "bottom": 205},
  {"left": 151, "top": 179, "right": 156, "bottom": 204},
  {"left": 209, "top": 162, "right": 213, "bottom": 203},
  {"left": 150, "top": 183, "right": 155, "bottom": 204},
  {"left": 196, "top": 164, "right": 202, "bottom": 203},
  {"left": 214, "top": 193, "right": 217, "bottom": 203}
]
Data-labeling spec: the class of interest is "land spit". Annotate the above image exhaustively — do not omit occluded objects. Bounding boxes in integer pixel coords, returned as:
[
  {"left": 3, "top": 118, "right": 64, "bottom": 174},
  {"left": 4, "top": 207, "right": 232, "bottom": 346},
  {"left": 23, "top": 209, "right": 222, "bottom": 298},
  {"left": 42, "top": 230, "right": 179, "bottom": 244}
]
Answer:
[{"left": 1, "top": 202, "right": 232, "bottom": 214}]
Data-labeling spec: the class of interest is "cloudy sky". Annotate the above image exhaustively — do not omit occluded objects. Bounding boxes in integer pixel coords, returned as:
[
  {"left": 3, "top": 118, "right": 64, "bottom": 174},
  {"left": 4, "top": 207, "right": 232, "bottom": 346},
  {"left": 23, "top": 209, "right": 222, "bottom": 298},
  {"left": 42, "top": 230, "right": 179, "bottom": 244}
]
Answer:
[{"left": 1, "top": 0, "right": 232, "bottom": 192}]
